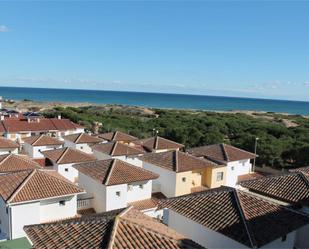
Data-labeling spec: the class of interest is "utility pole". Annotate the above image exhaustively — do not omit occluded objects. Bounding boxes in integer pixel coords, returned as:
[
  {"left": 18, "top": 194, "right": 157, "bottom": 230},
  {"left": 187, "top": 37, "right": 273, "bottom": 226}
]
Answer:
[{"left": 253, "top": 137, "right": 259, "bottom": 172}]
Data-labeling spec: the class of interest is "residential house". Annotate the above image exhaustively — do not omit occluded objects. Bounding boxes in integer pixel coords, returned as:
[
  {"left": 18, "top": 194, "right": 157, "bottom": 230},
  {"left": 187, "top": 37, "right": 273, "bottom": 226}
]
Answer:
[
  {"left": 240, "top": 171, "right": 309, "bottom": 249},
  {"left": 23, "top": 135, "right": 64, "bottom": 158},
  {"left": 187, "top": 143, "right": 256, "bottom": 187},
  {"left": 159, "top": 186, "right": 309, "bottom": 249},
  {"left": 0, "top": 154, "right": 41, "bottom": 174},
  {"left": 0, "top": 137, "right": 19, "bottom": 155},
  {"left": 24, "top": 207, "right": 204, "bottom": 249},
  {"left": 73, "top": 159, "right": 158, "bottom": 213},
  {"left": 63, "top": 132, "right": 103, "bottom": 154},
  {"left": 1, "top": 116, "right": 84, "bottom": 143},
  {"left": 98, "top": 131, "right": 138, "bottom": 145},
  {"left": 92, "top": 141, "right": 145, "bottom": 166},
  {"left": 133, "top": 136, "right": 184, "bottom": 153},
  {"left": 139, "top": 150, "right": 221, "bottom": 197},
  {"left": 41, "top": 147, "right": 96, "bottom": 183},
  {"left": 0, "top": 169, "right": 83, "bottom": 240}
]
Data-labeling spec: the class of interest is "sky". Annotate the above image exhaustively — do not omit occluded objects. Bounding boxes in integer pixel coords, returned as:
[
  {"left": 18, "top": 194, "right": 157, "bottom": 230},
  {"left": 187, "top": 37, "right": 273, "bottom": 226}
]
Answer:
[{"left": 0, "top": 1, "right": 309, "bottom": 101}]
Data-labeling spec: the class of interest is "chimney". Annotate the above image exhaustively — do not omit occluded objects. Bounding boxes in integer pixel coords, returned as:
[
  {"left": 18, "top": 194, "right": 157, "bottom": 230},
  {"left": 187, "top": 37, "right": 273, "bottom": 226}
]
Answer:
[
  {"left": 58, "top": 115, "right": 61, "bottom": 120},
  {"left": 0, "top": 115, "right": 4, "bottom": 121}
]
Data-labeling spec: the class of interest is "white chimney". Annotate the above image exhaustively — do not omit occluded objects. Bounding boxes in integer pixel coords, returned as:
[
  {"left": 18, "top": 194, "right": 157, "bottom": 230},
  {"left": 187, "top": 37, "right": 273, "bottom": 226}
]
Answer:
[
  {"left": 58, "top": 115, "right": 61, "bottom": 120},
  {"left": 0, "top": 115, "right": 4, "bottom": 121}
]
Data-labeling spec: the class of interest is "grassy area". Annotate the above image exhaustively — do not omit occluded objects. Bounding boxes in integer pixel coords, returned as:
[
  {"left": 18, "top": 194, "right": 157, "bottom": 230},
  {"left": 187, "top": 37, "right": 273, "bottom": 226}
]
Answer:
[{"left": 44, "top": 106, "right": 309, "bottom": 170}]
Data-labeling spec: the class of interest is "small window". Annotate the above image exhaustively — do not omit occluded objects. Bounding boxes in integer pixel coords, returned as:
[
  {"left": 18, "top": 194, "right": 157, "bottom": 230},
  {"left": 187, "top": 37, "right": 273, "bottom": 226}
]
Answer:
[
  {"left": 281, "top": 235, "right": 287, "bottom": 242},
  {"left": 182, "top": 177, "right": 186, "bottom": 182},
  {"left": 231, "top": 166, "right": 234, "bottom": 171},
  {"left": 139, "top": 184, "right": 144, "bottom": 189},
  {"left": 59, "top": 200, "right": 66, "bottom": 206},
  {"left": 65, "top": 168, "right": 69, "bottom": 172},
  {"left": 216, "top": 172, "right": 224, "bottom": 181},
  {"left": 38, "top": 149, "right": 41, "bottom": 152},
  {"left": 80, "top": 146, "right": 83, "bottom": 149},
  {"left": 8, "top": 150, "right": 11, "bottom": 154},
  {"left": 116, "top": 191, "right": 121, "bottom": 197}
]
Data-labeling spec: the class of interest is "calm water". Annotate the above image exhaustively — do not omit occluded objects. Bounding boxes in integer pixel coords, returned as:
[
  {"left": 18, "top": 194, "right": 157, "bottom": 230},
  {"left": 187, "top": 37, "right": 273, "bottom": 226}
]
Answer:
[{"left": 0, "top": 86, "right": 308, "bottom": 115}]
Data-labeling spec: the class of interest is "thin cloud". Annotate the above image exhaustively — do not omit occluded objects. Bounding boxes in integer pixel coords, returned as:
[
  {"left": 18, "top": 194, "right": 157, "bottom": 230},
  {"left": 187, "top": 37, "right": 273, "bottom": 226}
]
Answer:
[{"left": 0, "top": 25, "right": 9, "bottom": 33}]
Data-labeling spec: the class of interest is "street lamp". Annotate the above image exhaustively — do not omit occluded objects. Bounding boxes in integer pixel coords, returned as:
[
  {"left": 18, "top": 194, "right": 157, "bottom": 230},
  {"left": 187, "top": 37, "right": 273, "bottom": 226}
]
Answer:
[{"left": 252, "top": 137, "right": 259, "bottom": 172}]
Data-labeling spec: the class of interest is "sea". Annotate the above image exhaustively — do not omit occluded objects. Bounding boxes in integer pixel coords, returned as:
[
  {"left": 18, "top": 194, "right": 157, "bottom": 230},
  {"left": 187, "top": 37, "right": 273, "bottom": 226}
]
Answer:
[{"left": 0, "top": 86, "right": 308, "bottom": 115}]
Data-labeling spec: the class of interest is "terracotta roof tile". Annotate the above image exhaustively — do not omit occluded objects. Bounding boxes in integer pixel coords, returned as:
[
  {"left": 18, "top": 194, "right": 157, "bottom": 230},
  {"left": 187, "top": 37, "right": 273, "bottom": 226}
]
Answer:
[
  {"left": 135, "top": 136, "right": 184, "bottom": 152},
  {"left": 50, "top": 118, "right": 84, "bottom": 131},
  {"left": 92, "top": 141, "right": 144, "bottom": 156},
  {"left": 0, "top": 154, "right": 41, "bottom": 173},
  {"left": 23, "top": 134, "right": 64, "bottom": 146},
  {"left": 63, "top": 133, "right": 103, "bottom": 144},
  {"left": 129, "top": 192, "right": 167, "bottom": 210},
  {"left": 291, "top": 166, "right": 309, "bottom": 181},
  {"left": 187, "top": 143, "right": 256, "bottom": 164},
  {"left": 0, "top": 137, "right": 19, "bottom": 148},
  {"left": 0, "top": 169, "right": 83, "bottom": 204},
  {"left": 158, "top": 187, "right": 309, "bottom": 248},
  {"left": 240, "top": 172, "right": 309, "bottom": 205},
  {"left": 74, "top": 159, "right": 158, "bottom": 186},
  {"left": 24, "top": 207, "right": 204, "bottom": 249},
  {"left": 41, "top": 147, "right": 96, "bottom": 164},
  {"left": 139, "top": 150, "right": 217, "bottom": 172},
  {"left": 98, "top": 131, "right": 138, "bottom": 143}
]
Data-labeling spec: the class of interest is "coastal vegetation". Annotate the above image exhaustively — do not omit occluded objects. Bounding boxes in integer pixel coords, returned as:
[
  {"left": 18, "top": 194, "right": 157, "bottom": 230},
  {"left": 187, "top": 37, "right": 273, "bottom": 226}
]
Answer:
[{"left": 44, "top": 105, "right": 309, "bottom": 170}]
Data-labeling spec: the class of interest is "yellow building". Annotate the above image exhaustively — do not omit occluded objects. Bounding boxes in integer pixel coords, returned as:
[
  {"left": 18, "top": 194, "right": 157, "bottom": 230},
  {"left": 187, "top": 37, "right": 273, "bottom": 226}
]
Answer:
[{"left": 139, "top": 150, "right": 226, "bottom": 197}]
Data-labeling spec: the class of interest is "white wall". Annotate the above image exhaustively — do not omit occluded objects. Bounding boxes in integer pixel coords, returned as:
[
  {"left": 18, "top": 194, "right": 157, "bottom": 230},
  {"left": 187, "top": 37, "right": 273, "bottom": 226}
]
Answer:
[
  {"left": 10, "top": 202, "right": 40, "bottom": 239},
  {"left": 143, "top": 162, "right": 176, "bottom": 197},
  {"left": 64, "top": 140, "right": 93, "bottom": 154},
  {"left": 39, "top": 195, "right": 77, "bottom": 223},
  {"left": 55, "top": 163, "right": 78, "bottom": 183},
  {"left": 126, "top": 180, "right": 152, "bottom": 203},
  {"left": 295, "top": 206, "right": 309, "bottom": 249},
  {"left": 226, "top": 159, "right": 252, "bottom": 187},
  {"left": 0, "top": 198, "right": 10, "bottom": 240},
  {"left": 261, "top": 231, "right": 296, "bottom": 249},
  {"left": 114, "top": 156, "right": 143, "bottom": 167},
  {"left": 105, "top": 184, "right": 127, "bottom": 211},
  {"left": 0, "top": 148, "right": 18, "bottom": 155},
  {"left": 24, "top": 143, "right": 62, "bottom": 158},
  {"left": 93, "top": 150, "right": 112, "bottom": 160}
]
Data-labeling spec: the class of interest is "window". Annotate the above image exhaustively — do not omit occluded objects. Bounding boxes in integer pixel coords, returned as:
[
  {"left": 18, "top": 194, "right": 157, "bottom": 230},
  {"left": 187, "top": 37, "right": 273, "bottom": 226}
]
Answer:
[
  {"left": 38, "top": 149, "right": 41, "bottom": 152},
  {"left": 80, "top": 146, "right": 83, "bottom": 149},
  {"left": 139, "top": 184, "right": 144, "bottom": 189},
  {"left": 231, "top": 166, "right": 234, "bottom": 171},
  {"left": 182, "top": 177, "right": 186, "bottom": 182},
  {"left": 281, "top": 235, "right": 287, "bottom": 242},
  {"left": 116, "top": 191, "right": 121, "bottom": 197},
  {"left": 65, "top": 168, "right": 69, "bottom": 172},
  {"left": 6, "top": 207, "right": 8, "bottom": 214},
  {"left": 216, "top": 172, "right": 224, "bottom": 181},
  {"left": 8, "top": 150, "right": 11, "bottom": 154},
  {"left": 59, "top": 200, "right": 66, "bottom": 206}
]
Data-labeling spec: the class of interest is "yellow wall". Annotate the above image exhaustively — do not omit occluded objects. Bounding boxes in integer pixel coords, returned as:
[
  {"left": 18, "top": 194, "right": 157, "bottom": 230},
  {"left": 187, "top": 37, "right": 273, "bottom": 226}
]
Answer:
[{"left": 203, "top": 166, "right": 226, "bottom": 188}]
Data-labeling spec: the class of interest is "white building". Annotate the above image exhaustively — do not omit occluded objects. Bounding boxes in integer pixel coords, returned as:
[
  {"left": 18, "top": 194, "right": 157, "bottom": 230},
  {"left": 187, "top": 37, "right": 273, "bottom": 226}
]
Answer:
[
  {"left": 187, "top": 143, "right": 256, "bottom": 187},
  {"left": 0, "top": 137, "right": 19, "bottom": 155},
  {"left": 0, "top": 169, "right": 83, "bottom": 240},
  {"left": 160, "top": 186, "right": 309, "bottom": 249},
  {"left": 240, "top": 170, "right": 309, "bottom": 249},
  {"left": 63, "top": 133, "right": 103, "bottom": 154},
  {"left": 23, "top": 134, "right": 64, "bottom": 158},
  {"left": 41, "top": 147, "right": 96, "bottom": 183},
  {"left": 92, "top": 141, "right": 144, "bottom": 166},
  {"left": 0, "top": 154, "right": 41, "bottom": 175},
  {"left": 74, "top": 159, "right": 158, "bottom": 213},
  {"left": 133, "top": 136, "right": 184, "bottom": 153}
]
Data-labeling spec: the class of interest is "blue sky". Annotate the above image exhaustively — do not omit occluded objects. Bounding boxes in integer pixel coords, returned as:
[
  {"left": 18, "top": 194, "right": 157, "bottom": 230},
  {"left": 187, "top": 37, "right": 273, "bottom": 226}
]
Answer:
[{"left": 0, "top": 1, "right": 309, "bottom": 101}]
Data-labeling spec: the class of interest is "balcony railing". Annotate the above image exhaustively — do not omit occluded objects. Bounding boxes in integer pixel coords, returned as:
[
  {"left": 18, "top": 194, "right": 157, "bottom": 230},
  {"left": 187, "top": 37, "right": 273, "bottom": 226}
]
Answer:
[{"left": 77, "top": 197, "right": 93, "bottom": 210}]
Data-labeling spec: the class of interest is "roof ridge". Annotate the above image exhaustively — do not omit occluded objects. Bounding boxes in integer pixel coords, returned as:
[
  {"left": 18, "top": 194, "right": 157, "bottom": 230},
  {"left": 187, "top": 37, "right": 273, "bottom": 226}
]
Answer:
[
  {"left": 7, "top": 169, "right": 36, "bottom": 203},
  {"left": 56, "top": 147, "right": 70, "bottom": 163},
  {"left": 33, "top": 134, "right": 44, "bottom": 146},
  {"left": 75, "top": 133, "right": 84, "bottom": 143},
  {"left": 232, "top": 189, "right": 257, "bottom": 249},
  {"left": 105, "top": 159, "right": 117, "bottom": 185},
  {"left": 0, "top": 153, "right": 12, "bottom": 165},
  {"left": 221, "top": 144, "right": 230, "bottom": 162},
  {"left": 111, "top": 142, "right": 118, "bottom": 156},
  {"left": 154, "top": 136, "right": 159, "bottom": 150},
  {"left": 175, "top": 150, "right": 179, "bottom": 172},
  {"left": 112, "top": 131, "right": 118, "bottom": 140}
]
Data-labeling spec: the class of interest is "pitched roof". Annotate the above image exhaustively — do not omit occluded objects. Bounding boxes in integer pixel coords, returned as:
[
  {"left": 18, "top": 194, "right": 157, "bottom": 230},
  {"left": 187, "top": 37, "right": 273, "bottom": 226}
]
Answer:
[
  {"left": 1, "top": 118, "right": 83, "bottom": 133},
  {"left": 63, "top": 133, "right": 103, "bottom": 144},
  {"left": 291, "top": 166, "right": 309, "bottom": 181},
  {"left": 24, "top": 207, "right": 204, "bottom": 249},
  {"left": 92, "top": 141, "right": 144, "bottom": 156},
  {"left": 158, "top": 187, "right": 309, "bottom": 248},
  {"left": 74, "top": 159, "right": 158, "bottom": 186},
  {"left": 0, "top": 137, "right": 19, "bottom": 148},
  {"left": 139, "top": 150, "right": 218, "bottom": 173},
  {"left": 187, "top": 143, "right": 256, "bottom": 164},
  {"left": 0, "top": 169, "right": 83, "bottom": 204},
  {"left": 98, "top": 131, "right": 138, "bottom": 142},
  {"left": 240, "top": 172, "right": 309, "bottom": 205},
  {"left": 23, "top": 134, "right": 64, "bottom": 146},
  {"left": 135, "top": 136, "right": 184, "bottom": 152},
  {"left": 41, "top": 147, "right": 96, "bottom": 164},
  {"left": 0, "top": 154, "right": 41, "bottom": 173},
  {"left": 129, "top": 192, "right": 166, "bottom": 211}
]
